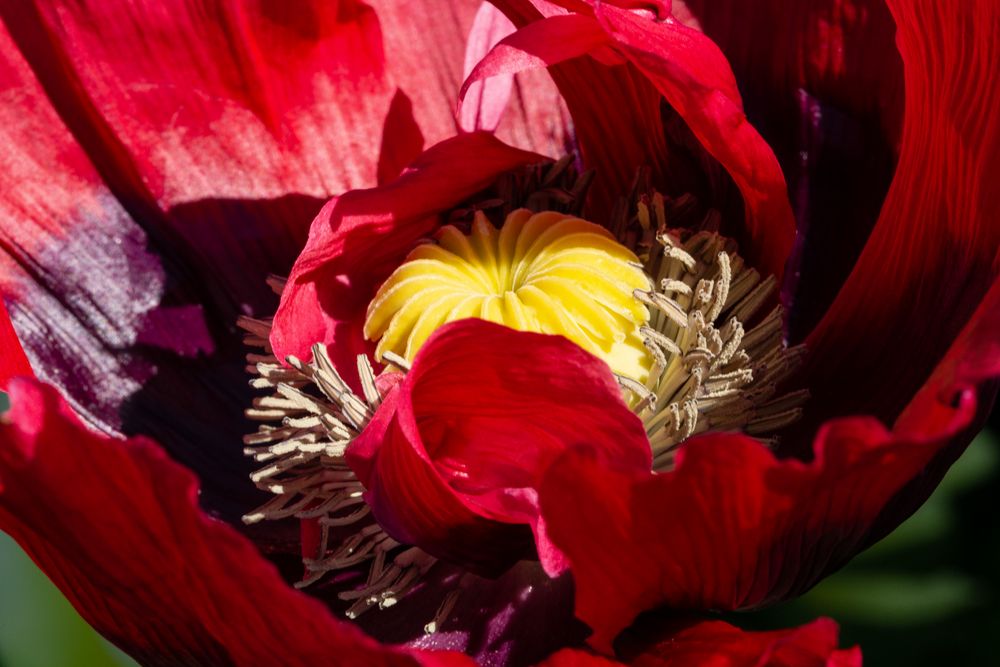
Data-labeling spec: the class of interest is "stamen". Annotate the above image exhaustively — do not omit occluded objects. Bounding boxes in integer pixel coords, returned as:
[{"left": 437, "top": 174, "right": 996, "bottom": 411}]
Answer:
[
  {"left": 237, "top": 309, "right": 446, "bottom": 626},
  {"left": 618, "top": 196, "right": 806, "bottom": 471}
]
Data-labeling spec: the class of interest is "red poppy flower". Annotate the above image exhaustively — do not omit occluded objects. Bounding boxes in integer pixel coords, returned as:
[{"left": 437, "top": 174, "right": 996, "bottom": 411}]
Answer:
[{"left": 1, "top": 1, "right": 997, "bottom": 667}]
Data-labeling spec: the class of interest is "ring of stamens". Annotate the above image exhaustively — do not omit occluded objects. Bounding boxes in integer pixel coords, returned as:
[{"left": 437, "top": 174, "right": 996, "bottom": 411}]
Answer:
[
  {"left": 624, "top": 196, "right": 807, "bottom": 469},
  {"left": 238, "top": 174, "right": 806, "bottom": 628}
]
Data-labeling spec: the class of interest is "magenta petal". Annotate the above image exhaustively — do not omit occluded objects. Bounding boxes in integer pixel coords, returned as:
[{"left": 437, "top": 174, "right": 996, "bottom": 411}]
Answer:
[{"left": 461, "top": 2, "right": 518, "bottom": 132}]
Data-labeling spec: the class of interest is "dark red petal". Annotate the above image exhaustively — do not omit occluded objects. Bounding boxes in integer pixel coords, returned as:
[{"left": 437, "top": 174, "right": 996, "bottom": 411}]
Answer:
[
  {"left": 593, "top": 4, "right": 795, "bottom": 281},
  {"left": 0, "top": 299, "right": 31, "bottom": 388},
  {"left": 537, "top": 648, "right": 623, "bottom": 666},
  {"left": 0, "top": 17, "right": 283, "bottom": 528},
  {"left": 505, "top": 617, "right": 860, "bottom": 666},
  {"left": 539, "top": 381, "right": 980, "bottom": 648},
  {"left": 348, "top": 320, "right": 651, "bottom": 576},
  {"left": 679, "top": 0, "right": 903, "bottom": 336},
  {"left": 858, "top": 276, "right": 1000, "bottom": 546},
  {"left": 796, "top": 0, "right": 1000, "bottom": 437},
  {"left": 271, "top": 133, "right": 544, "bottom": 389},
  {"left": 626, "top": 617, "right": 860, "bottom": 667},
  {"left": 0, "top": 378, "right": 466, "bottom": 667}
]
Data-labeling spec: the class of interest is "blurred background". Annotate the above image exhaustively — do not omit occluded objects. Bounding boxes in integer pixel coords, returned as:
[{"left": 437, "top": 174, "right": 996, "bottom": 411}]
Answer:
[{"left": 0, "top": 394, "right": 997, "bottom": 666}]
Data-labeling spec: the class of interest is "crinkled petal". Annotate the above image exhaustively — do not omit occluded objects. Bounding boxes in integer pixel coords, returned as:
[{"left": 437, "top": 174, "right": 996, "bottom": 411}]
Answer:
[
  {"left": 539, "top": 269, "right": 1000, "bottom": 649},
  {"left": 371, "top": 0, "right": 571, "bottom": 158},
  {"left": 797, "top": 0, "right": 1000, "bottom": 438},
  {"left": 271, "top": 133, "right": 545, "bottom": 389},
  {"left": 0, "top": 378, "right": 467, "bottom": 667},
  {"left": 347, "top": 319, "right": 651, "bottom": 576}
]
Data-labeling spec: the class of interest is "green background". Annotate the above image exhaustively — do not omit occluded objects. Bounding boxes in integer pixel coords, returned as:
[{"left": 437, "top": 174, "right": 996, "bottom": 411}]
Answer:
[{"left": 0, "top": 388, "right": 997, "bottom": 666}]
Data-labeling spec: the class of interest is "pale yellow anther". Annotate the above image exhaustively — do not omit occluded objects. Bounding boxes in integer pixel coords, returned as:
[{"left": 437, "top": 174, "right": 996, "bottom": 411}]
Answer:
[{"left": 363, "top": 209, "right": 653, "bottom": 381}]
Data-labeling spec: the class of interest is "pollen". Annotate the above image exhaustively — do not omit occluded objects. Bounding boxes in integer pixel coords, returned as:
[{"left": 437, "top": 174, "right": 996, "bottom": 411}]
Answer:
[{"left": 363, "top": 209, "right": 653, "bottom": 382}]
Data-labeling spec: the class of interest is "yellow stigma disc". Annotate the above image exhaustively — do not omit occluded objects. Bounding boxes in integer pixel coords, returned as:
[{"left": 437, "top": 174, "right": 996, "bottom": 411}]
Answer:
[{"left": 363, "top": 209, "right": 652, "bottom": 381}]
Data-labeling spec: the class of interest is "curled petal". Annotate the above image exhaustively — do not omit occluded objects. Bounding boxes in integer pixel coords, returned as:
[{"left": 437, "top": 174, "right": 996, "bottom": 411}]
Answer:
[
  {"left": 348, "top": 319, "right": 651, "bottom": 575},
  {"left": 465, "top": 3, "right": 794, "bottom": 280},
  {"left": 539, "top": 274, "right": 1000, "bottom": 647},
  {"left": 540, "top": 267, "right": 1000, "bottom": 649},
  {"left": 0, "top": 379, "right": 466, "bottom": 666},
  {"left": 271, "top": 133, "right": 544, "bottom": 389},
  {"left": 860, "top": 275, "right": 1000, "bottom": 545},
  {"left": 593, "top": 4, "right": 795, "bottom": 280},
  {"left": 680, "top": 0, "right": 903, "bottom": 335}
]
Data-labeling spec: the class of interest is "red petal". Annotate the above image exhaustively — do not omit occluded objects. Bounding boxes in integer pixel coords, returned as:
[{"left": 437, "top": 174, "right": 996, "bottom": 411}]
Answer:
[
  {"left": 0, "top": 299, "right": 31, "bottom": 388},
  {"left": 626, "top": 618, "right": 860, "bottom": 667},
  {"left": 798, "top": 0, "right": 1000, "bottom": 436},
  {"left": 347, "top": 319, "right": 651, "bottom": 576},
  {"left": 0, "top": 378, "right": 465, "bottom": 666},
  {"left": 5, "top": 0, "right": 567, "bottom": 207},
  {"left": 539, "top": 382, "right": 980, "bottom": 648},
  {"left": 459, "top": 14, "right": 612, "bottom": 109},
  {"left": 270, "top": 133, "right": 544, "bottom": 389},
  {"left": 4, "top": 1, "right": 387, "bottom": 205}
]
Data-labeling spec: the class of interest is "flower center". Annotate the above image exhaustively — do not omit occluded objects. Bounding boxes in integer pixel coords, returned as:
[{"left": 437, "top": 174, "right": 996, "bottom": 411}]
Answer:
[
  {"left": 363, "top": 209, "right": 653, "bottom": 383},
  {"left": 237, "top": 179, "right": 807, "bottom": 629}
]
